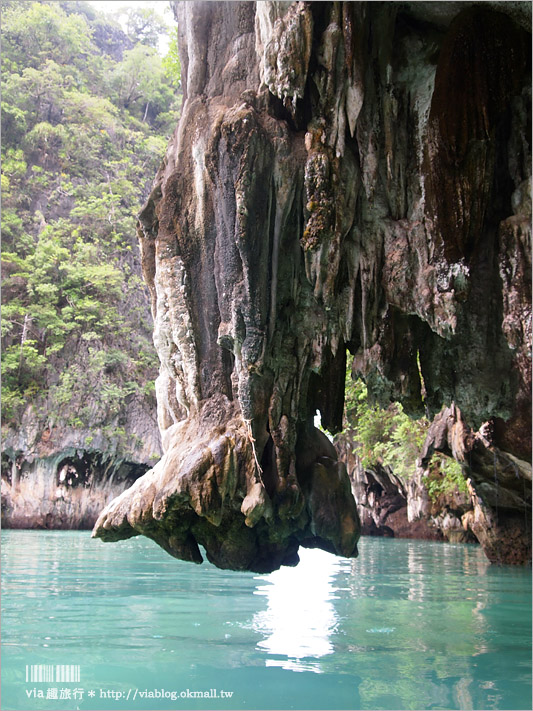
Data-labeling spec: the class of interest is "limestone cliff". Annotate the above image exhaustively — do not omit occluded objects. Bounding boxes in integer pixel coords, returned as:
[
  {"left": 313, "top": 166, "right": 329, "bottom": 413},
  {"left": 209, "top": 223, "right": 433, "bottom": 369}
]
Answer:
[
  {"left": 2, "top": 395, "right": 162, "bottom": 529},
  {"left": 1, "top": 5, "right": 166, "bottom": 530},
  {"left": 336, "top": 407, "right": 531, "bottom": 564},
  {"left": 94, "top": 1, "right": 531, "bottom": 569},
  {"left": 419, "top": 405, "right": 531, "bottom": 565},
  {"left": 334, "top": 431, "right": 455, "bottom": 543}
]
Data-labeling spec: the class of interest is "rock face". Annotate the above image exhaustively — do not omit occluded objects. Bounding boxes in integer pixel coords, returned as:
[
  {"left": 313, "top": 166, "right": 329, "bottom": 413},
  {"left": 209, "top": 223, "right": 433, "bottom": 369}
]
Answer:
[
  {"left": 1, "top": 3, "right": 165, "bottom": 531},
  {"left": 335, "top": 428, "right": 477, "bottom": 545},
  {"left": 2, "top": 396, "right": 162, "bottom": 529},
  {"left": 338, "top": 404, "right": 532, "bottom": 564},
  {"left": 94, "top": 1, "right": 531, "bottom": 570},
  {"left": 420, "top": 405, "right": 532, "bottom": 564},
  {"left": 335, "top": 431, "right": 444, "bottom": 541}
]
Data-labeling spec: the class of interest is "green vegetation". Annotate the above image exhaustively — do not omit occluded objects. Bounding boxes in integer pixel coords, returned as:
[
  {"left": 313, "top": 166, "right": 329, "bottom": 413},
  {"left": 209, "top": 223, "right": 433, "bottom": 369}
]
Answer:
[
  {"left": 343, "top": 355, "right": 467, "bottom": 501},
  {"left": 1, "top": 1, "right": 181, "bottom": 429},
  {"left": 163, "top": 27, "right": 182, "bottom": 89},
  {"left": 424, "top": 454, "right": 469, "bottom": 501}
]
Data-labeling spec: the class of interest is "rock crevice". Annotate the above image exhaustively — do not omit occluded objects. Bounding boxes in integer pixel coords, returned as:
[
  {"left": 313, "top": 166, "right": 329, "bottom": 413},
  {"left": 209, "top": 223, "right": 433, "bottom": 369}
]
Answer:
[{"left": 94, "top": 1, "right": 531, "bottom": 570}]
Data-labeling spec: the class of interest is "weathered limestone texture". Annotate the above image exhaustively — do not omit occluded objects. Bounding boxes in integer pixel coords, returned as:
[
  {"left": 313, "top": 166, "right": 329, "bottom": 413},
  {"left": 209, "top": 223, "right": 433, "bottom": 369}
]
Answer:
[
  {"left": 420, "top": 405, "right": 532, "bottom": 565},
  {"left": 2, "top": 398, "right": 162, "bottom": 529},
  {"left": 94, "top": 1, "right": 531, "bottom": 569},
  {"left": 335, "top": 428, "right": 477, "bottom": 545}
]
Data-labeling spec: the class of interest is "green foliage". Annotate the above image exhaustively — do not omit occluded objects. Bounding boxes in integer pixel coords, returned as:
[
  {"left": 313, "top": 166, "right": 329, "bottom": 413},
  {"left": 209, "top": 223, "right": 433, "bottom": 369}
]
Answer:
[
  {"left": 343, "top": 355, "right": 466, "bottom": 494},
  {"left": 2, "top": 148, "right": 27, "bottom": 179},
  {"left": 1, "top": 1, "right": 178, "bottom": 427},
  {"left": 378, "top": 413, "right": 428, "bottom": 481},
  {"left": 163, "top": 27, "right": 181, "bottom": 89},
  {"left": 424, "top": 454, "right": 468, "bottom": 502},
  {"left": 123, "top": 7, "right": 168, "bottom": 48},
  {"left": 60, "top": 2, "right": 97, "bottom": 18},
  {"left": 1, "top": 2, "right": 93, "bottom": 72},
  {"left": 344, "top": 363, "right": 426, "bottom": 479},
  {"left": 1, "top": 340, "right": 47, "bottom": 392},
  {"left": 110, "top": 44, "right": 176, "bottom": 126}
]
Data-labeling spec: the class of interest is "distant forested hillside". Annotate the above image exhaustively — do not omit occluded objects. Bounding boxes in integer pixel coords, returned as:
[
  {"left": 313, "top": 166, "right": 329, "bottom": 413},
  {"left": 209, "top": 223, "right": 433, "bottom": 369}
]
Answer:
[{"left": 1, "top": 0, "right": 180, "bottom": 441}]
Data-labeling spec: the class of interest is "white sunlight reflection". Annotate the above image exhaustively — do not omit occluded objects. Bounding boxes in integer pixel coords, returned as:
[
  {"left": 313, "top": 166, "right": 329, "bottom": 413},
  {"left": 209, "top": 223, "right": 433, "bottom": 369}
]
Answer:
[{"left": 252, "top": 548, "right": 340, "bottom": 672}]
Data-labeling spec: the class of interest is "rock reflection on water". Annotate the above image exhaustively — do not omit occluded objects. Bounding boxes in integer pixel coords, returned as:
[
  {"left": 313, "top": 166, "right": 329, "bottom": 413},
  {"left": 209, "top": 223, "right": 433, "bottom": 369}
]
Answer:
[{"left": 251, "top": 548, "right": 341, "bottom": 672}]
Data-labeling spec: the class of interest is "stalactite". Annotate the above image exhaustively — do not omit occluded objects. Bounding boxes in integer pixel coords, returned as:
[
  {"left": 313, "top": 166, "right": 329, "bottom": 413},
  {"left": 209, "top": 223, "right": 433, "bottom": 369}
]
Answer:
[{"left": 93, "top": 1, "right": 531, "bottom": 569}]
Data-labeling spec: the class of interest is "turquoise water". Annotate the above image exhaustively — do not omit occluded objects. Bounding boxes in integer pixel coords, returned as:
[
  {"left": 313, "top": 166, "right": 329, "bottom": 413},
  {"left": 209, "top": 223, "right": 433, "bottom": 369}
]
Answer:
[{"left": 1, "top": 531, "right": 531, "bottom": 711}]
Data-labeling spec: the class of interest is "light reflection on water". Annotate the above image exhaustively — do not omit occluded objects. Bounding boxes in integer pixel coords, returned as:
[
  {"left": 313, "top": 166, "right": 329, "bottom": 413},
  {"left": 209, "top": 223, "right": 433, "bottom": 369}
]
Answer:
[
  {"left": 252, "top": 548, "right": 339, "bottom": 669},
  {"left": 1, "top": 531, "right": 531, "bottom": 710}
]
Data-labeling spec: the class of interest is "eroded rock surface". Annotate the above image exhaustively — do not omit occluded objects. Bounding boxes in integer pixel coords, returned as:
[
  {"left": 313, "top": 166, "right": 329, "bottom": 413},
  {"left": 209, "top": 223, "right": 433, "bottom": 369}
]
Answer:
[
  {"left": 420, "top": 405, "right": 532, "bottom": 564},
  {"left": 2, "top": 397, "right": 162, "bottom": 529},
  {"left": 335, "top": 428, "right": 477, "bottom": 545},
  {"left": 94, "top": 1, "right": 531, "bottom": 570}
]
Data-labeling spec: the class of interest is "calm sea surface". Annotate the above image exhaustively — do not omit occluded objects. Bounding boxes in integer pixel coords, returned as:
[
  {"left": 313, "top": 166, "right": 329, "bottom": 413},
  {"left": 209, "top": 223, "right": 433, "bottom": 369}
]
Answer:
[{"left": 1, "top": 530, "right": 531, "bottom": 711}]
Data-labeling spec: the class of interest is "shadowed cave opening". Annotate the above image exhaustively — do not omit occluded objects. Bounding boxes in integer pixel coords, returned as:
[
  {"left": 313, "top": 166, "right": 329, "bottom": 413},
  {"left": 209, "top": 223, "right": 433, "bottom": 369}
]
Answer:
[{"left": 55, "top": 453, "right": 149, "bottom": 489}]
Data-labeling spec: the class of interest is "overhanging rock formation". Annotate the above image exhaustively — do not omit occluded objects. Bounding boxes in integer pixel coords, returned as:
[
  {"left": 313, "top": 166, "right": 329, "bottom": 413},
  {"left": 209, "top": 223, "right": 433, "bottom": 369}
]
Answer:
[{"left": 93, "top": 1, "right": 531, "bottom": 570}]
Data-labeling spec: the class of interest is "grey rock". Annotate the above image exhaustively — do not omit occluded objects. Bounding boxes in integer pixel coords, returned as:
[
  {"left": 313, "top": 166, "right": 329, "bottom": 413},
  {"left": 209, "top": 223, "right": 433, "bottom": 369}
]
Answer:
[{"left": 94, "top": 1, "right": 531, "bottom": 569}]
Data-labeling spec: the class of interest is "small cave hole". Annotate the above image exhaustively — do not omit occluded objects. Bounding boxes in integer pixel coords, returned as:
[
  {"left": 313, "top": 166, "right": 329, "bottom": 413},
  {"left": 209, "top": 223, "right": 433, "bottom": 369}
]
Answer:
[{"left": 56, "top": 458, "right": 91, "bottom": 488}]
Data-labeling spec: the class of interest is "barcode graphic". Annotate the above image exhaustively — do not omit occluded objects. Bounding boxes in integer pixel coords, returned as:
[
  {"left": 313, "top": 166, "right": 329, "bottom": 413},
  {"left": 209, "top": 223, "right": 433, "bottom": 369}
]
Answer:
[{"left": 25, "top": 665, "right": 80, "bottom": 683}]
